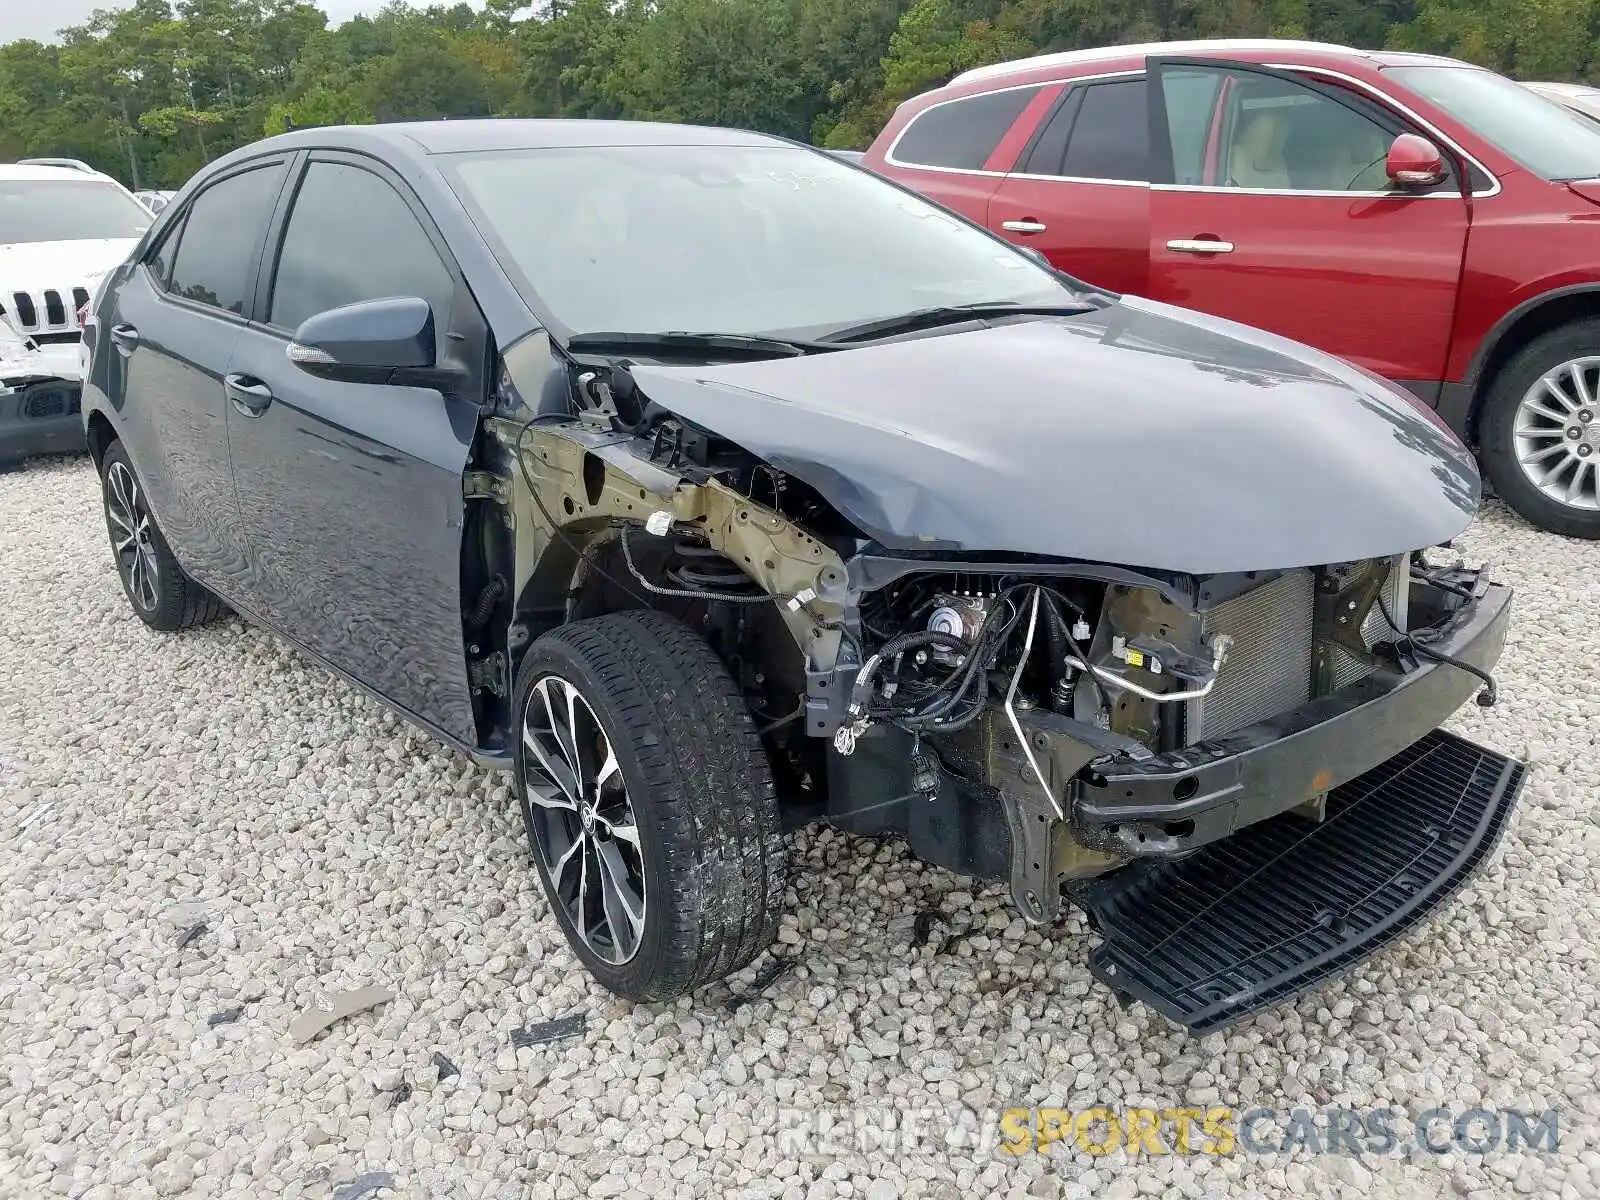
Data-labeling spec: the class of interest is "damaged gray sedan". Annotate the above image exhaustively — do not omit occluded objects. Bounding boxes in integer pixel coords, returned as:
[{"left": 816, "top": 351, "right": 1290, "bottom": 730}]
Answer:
[{"left": 80, "top": 120, "right": 1526, "bottom": 1029}]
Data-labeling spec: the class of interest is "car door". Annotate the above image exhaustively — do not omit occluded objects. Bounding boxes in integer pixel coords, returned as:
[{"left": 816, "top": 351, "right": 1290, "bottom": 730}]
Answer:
[
  {"left": 1144, "top": 58, "right": 1470, "bottom": 387},
  {"left": 223, "top": 152, "right": 485, "bottom": 745},
  {"left": 987, "top": 75, "right": 1151, "bottom": 295},
  {"left": 101, "top": 157, "right": 290, "bottom": 597}
]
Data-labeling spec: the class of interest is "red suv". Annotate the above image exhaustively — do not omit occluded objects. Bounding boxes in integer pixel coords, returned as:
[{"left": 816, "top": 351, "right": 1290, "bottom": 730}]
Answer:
[{"left": 865, "top": 39, "right": 1600, "bottom": 538}]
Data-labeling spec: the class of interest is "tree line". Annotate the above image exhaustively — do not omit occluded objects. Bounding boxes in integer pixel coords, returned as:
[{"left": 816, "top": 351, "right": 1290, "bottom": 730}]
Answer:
[{"left": 2, "top": 0, "right": 1596, "bottom": 189}]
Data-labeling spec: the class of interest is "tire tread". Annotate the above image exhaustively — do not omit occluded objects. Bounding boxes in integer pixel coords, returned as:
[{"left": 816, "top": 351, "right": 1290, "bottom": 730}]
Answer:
[
  {"left": 522, "top": 610, "right": 787, "bottom": 1001},
  {"left": 101, "top": 440, "right": 227, "bottom": 631}
]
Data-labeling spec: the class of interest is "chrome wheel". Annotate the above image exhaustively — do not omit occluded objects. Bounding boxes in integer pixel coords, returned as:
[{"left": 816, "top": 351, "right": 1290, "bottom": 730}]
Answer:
[
  {"left": 105, "top": 460, "right": 160, "bottom": 611},
  {"left": 522, "top": 676, "right": 646, "bottom": 965},
  {"left": 1513, "top": 357, "right": 1600, "bottom": 511}
]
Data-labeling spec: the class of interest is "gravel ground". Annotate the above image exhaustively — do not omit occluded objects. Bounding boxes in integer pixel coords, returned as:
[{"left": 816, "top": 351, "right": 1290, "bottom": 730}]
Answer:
[{"left": 1, "top": 454, "right": 1598, "bottom": 1200}]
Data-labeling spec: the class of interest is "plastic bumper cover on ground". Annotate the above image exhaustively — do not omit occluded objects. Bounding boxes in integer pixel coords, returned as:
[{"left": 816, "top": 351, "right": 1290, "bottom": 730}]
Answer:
[
  {"left": 1081, "top": 728, "right": 1527, "bottom": 1032},
  {"left": 0, "top": 380, "right": 84, "bottom": 463}
]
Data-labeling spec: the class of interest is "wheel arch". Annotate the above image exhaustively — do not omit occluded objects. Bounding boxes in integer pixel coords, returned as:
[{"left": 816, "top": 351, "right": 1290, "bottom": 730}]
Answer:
[
  {"left": 1464, "top": 285, "right": 1600, "bottom": 442},
  {"left": 494, "top": 421, "right": 850, "bottom": 683},
  {"left": 84, "top": 410, "right": 117, "bottom": 469}
]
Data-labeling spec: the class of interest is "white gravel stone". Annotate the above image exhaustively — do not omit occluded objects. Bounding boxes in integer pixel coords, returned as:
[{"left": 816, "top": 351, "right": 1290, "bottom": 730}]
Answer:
[{"left": 1, "top": 458, "right": 1598, "bottom": 1199}]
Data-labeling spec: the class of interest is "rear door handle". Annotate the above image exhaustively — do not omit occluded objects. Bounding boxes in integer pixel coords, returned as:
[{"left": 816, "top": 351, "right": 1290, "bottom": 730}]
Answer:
[
  {"left": 224, "top": 372, "right": 274, "bottom": 417},
  {"left": 109, "top": 323, "right": 139, "bottom": 355},
  {"left": 1166, "top": 238, "right": 1235, "bottom": 255},
  {"left": 1002, "top": 219, "right": 1048, "bottom": 235}
]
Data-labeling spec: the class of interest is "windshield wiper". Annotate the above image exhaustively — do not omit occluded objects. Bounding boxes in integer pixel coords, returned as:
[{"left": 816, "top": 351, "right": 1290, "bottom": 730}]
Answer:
[
  {"left": 819, "top": 301, "right": 1096, "bottom": 344},
  {"left": 566, "top": 330, "right": 839, "bottom": 358}
]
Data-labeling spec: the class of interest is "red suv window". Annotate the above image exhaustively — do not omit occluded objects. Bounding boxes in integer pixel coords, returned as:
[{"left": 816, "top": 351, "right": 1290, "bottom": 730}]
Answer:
[
  {"left": 892, "top": 86, "right": 1044, "bottom": 170},
  {"left": 1065, "top": 80, "right": 1149, "bottom": 180}
]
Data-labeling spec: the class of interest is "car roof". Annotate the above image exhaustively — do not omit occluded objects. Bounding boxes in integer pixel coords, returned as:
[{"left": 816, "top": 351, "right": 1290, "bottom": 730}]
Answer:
[
  {"left": 240, "top": 118, "right": 788, "bottom": 161},
  {"left": 948, "top": 38, "right": 1467, "bottom": 87},
  {"left": 1525, "top": 80, "right": 1600, "bottom": 97},
  {"left": 0, "top": 163, "right": 117, "bottom": 182},
  {"left": 16, "top": 156, "right": 98, "bottom": 172}
]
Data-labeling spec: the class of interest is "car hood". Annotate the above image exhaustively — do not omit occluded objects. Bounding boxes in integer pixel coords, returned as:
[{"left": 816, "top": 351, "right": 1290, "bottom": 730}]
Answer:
[
  {"left": 0, "top": 238, "right": 138, "bottom": 292},
  {"left": 628, "top": 297, "right": 1481, "bottom": 575}
]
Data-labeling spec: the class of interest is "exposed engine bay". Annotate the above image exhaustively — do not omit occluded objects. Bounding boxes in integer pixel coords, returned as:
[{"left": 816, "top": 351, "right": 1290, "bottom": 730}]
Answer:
[
  {"left": 462, "top": 322, "right": 1524, "bottom": 1028},
  {"left": 473, "top": 341, "right": 1507, "bottom": 922}
]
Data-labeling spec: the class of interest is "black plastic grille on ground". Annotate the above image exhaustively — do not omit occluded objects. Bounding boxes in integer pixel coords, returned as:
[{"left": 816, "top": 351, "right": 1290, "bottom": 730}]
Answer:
[{"left": 1083, "top": 729, "right": 1527, "bottom": 1033}]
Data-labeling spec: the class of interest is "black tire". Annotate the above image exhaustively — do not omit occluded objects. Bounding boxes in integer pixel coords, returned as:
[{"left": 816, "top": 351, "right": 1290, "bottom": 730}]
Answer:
[
  {"left": 512, "top": 609, "right": 788, "bottom": 1001},
  {"left": 100, "top": 440, "right": 225, "bottom": 630},
  {"left": 1479, "top": 319, "right": 1600, "bottom": 539}
]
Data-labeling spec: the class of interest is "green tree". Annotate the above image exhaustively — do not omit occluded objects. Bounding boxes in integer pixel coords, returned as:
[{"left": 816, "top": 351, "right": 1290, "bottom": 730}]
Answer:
[{"left": 2, "top": 0, "right": 1590, "bottom": 192}]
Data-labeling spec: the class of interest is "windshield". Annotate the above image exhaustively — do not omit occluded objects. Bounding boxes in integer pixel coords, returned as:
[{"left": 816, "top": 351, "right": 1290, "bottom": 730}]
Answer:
[
  {"left": 443, "top": 143, "right": 1072, "bottom": 337},
  {"left": 0, "top": 178, "right": 151, "bottom": 244},
  {"left": 1388, "top": 65, "right": 1600, "bottom": 181}
]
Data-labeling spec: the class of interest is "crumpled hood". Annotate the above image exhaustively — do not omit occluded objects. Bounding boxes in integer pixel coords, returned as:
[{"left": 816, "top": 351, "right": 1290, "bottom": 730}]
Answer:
[
  {"left": 0, "top": 238, "right": 137, "bottom": 293},
  {"left": 629, "top": 297, "right": 1480, "bottom": 575}
]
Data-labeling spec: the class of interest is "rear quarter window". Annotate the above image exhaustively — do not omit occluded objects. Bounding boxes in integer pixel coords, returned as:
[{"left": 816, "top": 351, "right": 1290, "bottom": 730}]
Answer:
[{"left": 892, "top": 87, "right": 1044, "bottom": 170}]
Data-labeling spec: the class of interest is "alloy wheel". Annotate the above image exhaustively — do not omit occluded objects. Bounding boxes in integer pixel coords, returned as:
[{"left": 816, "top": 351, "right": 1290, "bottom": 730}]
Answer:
[
  {"left": 1513, "top": 357, "right": 1600, "bottom": 511},
  {"left": 521, "top": 675, "right": 647, "bottom": 965},
  {"left": 105, "top": 460, "right": 161, "bottom": 611}
]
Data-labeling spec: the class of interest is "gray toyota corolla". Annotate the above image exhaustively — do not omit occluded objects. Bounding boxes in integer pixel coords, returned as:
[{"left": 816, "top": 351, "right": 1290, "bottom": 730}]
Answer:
[{"left": 80, "top": 119, "right": 1525, "bottom": 1029}]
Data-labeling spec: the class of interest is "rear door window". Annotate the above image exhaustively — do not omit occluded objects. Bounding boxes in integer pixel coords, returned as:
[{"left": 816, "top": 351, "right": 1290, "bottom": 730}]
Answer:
[
  {"left": 1018, "top": 93, "right": 1077, "bottom": 175},
  {"left": 1060, "top": 79, "right": 1149, "bottom": 182},
  {"left": 145, "top": 214, "right": 185, "bottom": 289},
  {"left": 165, "top": 162, "right": 287, "bottom": 315},
  {"left": 892, "top": 87, "right": 1044, "bottom": 170}
]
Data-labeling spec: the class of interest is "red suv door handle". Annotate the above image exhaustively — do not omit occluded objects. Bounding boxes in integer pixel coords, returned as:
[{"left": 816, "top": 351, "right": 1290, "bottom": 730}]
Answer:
[
  {"left": 1166, "top": 237, "right": 1235, "bottom": 255},
  {"left": 1002, "top": 218, "right": 1048, "bottom": 235}
]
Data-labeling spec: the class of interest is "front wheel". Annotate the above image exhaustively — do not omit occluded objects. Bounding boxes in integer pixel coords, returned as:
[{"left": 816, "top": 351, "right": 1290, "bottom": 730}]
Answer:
[
  {"left": 1479, "top": 320, "right": 1600, "bottom": 538},
  {"left": 512, "top": 610, "right": 788, "bottom": 1001}
]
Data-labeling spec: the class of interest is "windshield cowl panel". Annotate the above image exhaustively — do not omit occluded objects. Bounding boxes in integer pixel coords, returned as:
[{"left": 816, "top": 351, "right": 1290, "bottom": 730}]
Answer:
[{"left": 442, "top": 143, "right": 1074, "bottom": 340}]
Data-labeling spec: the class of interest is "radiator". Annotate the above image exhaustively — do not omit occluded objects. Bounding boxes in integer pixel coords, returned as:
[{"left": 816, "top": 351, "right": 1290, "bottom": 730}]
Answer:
[
  {"left": 1184, "top": 556, "right": 1409, "bottom": 743},
  {"left": 1187, "top": 570, "right": 1315, "bottom": 742}
]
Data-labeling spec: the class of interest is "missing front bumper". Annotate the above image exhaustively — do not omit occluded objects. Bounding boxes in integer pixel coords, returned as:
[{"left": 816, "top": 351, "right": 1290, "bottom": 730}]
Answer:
[
  {"left": 1080, "top": 728, "right": 1527, "bottom": 1033},
  {"left": 1072, "top": 581, "right": 1512, "bottom": 858}
]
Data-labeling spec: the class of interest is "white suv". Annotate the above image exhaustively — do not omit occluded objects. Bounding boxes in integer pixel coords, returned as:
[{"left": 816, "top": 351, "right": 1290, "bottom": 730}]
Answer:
[{"left": 0, "top": 163, "right": 150, "bottom": 466}]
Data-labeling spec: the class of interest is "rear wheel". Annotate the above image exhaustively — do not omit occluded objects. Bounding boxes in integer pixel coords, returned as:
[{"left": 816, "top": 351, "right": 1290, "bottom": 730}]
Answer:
[
  {"left": 100, "top": 440, "right": 224, "bottom": 630},
  {"left": 513, "top": 610, "right": 788, "bottom": 1001},
  {"left": 1479, "top": 320, "right": 1600, "bottom": 538}
]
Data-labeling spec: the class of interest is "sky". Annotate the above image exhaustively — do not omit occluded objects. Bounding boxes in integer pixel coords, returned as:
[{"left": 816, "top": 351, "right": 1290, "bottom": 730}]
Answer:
[{"left": 0, "top": 0, "right": 480, "bottom": 45}]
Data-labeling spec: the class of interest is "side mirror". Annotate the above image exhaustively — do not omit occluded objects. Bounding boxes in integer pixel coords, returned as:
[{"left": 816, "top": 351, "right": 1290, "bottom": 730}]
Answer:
[
  {"left": 1386, "top": 133, "right": 1448, "bottom": 190},
  {"left": 287, "top": 295, "right": 436, "bottom": 385}
]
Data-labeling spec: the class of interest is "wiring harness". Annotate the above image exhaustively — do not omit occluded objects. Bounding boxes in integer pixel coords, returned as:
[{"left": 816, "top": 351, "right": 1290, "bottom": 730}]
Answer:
[{"left": 832, "top": 582, "right": 1107, "bottom": 755}]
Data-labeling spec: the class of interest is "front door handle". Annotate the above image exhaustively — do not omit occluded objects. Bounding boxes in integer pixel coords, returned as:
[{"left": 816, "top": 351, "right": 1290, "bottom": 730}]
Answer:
[
  {"left": 224, "top": 373, "right": 274, "bottom": 417},
  {"left": 1166, "top": 238, "right": 1235, "bottom": 255},
  {"left": 109, "top": 323, "right": 140, "bottom": 356},
  {"left": 1002, "top": 219, "right": 1048, "bottom": 235}
]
